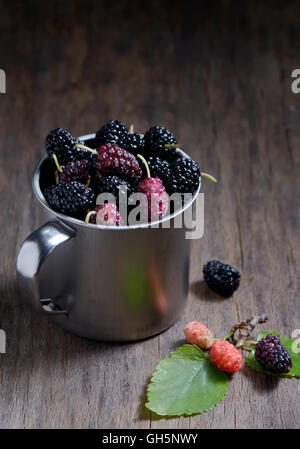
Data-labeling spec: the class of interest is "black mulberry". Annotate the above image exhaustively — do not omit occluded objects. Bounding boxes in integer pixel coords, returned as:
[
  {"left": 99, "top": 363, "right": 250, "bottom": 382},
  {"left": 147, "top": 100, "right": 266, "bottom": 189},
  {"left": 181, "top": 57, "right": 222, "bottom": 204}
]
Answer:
[
  {"left": 43, "top": 181, "right": 95, "bottom": 219},
  {"left": 203, "top": 260, "right": 240, "bottom": 297},
  {"left": 255, "top": 334, "right": 292, "bottom": 374}
]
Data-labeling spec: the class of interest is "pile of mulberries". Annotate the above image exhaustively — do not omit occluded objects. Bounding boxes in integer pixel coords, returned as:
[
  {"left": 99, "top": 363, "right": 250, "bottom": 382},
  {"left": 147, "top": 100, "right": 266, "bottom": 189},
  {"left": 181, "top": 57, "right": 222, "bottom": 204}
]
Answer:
[{"left": 42, "top": 122, "right": 203, "bottom": 225}]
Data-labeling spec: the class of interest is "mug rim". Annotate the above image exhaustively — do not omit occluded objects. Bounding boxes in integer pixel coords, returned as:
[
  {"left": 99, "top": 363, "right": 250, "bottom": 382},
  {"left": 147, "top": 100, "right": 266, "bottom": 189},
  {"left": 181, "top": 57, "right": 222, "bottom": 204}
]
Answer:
[{"left": 32, "top": 133, "right": 201, "bottom": 230}]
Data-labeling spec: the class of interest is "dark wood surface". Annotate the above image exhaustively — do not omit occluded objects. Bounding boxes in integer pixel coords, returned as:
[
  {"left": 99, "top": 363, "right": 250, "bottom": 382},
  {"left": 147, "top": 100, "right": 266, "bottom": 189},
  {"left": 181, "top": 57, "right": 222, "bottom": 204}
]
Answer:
[{"left": 0, "top": 0, "right": 299, "bottom": 428}]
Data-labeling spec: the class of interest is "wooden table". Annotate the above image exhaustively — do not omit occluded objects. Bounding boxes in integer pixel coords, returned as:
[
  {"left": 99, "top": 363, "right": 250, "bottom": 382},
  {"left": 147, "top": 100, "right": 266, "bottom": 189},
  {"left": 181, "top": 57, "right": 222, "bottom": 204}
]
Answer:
[{"left": 0, "top": 1, "right": 299, "bottom": 429}]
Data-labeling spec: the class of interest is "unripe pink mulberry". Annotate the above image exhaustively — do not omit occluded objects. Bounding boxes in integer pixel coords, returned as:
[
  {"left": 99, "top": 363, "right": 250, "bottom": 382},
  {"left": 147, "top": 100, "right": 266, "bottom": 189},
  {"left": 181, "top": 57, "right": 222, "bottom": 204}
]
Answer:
[
  {"left": 210, "top": 340, "right": 243, "bottom": 373},
  {"left": 184, "top": 321, "right": 214, "bottom": 350}
]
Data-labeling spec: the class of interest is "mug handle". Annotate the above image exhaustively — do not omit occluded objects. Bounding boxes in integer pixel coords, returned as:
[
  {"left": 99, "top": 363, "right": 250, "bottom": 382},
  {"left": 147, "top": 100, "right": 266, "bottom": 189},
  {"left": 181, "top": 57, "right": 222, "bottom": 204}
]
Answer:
[{"left": 16, "top": 220, "right": 75, "bottom": 315}]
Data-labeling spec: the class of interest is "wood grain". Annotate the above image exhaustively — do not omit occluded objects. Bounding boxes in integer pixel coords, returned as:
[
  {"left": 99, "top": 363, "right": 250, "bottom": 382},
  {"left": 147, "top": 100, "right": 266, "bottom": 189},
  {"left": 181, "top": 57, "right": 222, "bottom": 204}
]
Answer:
[{"left": 0, "top": 0, "right": 299, "bottom": 428}]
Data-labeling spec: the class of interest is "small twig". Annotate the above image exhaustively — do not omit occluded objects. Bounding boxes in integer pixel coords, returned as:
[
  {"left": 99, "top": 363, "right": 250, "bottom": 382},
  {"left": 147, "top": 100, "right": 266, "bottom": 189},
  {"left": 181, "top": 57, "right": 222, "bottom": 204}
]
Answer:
[{"left": 226, "top": 313, "right": 268, "bottom": 347}]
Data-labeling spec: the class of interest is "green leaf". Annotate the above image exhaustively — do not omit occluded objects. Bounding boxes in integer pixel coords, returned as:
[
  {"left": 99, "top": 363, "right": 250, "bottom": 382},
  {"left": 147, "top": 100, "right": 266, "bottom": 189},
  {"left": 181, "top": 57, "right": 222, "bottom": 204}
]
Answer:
[
  {"left": 246, "top": 331, "right": 300, "bottom": 378},
  {"left": 146, "top": 344, "right": 229, "bottom": 416}
]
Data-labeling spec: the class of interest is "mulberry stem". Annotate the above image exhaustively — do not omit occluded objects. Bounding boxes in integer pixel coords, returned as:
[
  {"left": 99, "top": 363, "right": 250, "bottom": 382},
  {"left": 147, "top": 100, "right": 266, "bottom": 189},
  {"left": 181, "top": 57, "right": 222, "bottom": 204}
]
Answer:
[
  {"left": 164, "top": 144, "right": 182, "bottom": 149},
  {"left": 52, "top": 153, "right": 63, "bottom": 173},
  {"left": 241, "top": 341, "right": 256, "bottom": 351},
  {"left": 129, "top": 124, "right": 134, "bottom": 134},
  {"left": 84, "top": 178, "right": 91, "bottom": 189},
  {"left": 85, "top": 210, "right": 97, "bottom": 224},
  {"left": 75, "top": 143, "right": 98, "bottom": 155},
  {"left": 223, "top": 331, "right": 233, "bottom": 341},
  {"left": 243, "top": 340, "right": 257, "bottom": 346},
  {"left": 137, "top": 154, "right": 151, "bottom": 178},
  {"left": 201, "top": 172, "right": 218, "bottom": 184}
]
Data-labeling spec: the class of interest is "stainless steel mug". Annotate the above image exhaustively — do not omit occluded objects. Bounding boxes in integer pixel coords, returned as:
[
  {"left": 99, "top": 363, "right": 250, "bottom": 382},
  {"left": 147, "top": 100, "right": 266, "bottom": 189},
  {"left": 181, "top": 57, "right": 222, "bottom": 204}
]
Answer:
[{"left": 16, "top": 134, "right": 200, "bottom": 341}]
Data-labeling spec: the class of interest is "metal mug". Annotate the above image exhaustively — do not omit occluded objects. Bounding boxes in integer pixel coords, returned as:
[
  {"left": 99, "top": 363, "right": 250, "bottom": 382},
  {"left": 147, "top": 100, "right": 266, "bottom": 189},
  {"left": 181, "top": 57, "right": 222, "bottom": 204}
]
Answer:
[{"left": 16, "top": 134, "right": 200, "bottom": 341}]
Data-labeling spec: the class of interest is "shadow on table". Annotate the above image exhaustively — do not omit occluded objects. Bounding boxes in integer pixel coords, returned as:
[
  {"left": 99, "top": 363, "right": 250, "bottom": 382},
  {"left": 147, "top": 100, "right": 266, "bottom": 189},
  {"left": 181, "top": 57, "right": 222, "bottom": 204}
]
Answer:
[
  {"left": 0, "top": 276, "right": 144, "bottom": 368},
  {"left": 0, "top": 276, "right": 179, "bottom": 389},
  {"left": 241, "top": 364, "right": 281, "bottom": 392},
  {"left": 190, "top": 280, "right": 231, "bottom": 302},
  {"left": 139, "top": 376, "right": 181, "bottom": 422}
]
